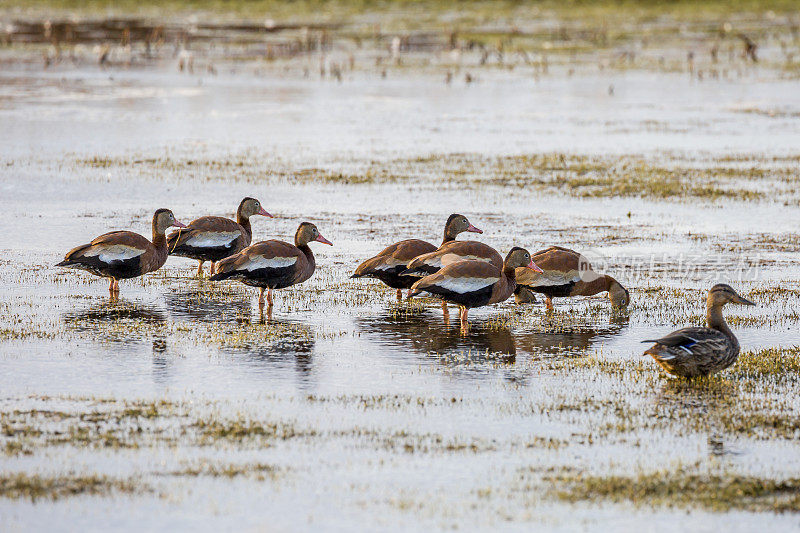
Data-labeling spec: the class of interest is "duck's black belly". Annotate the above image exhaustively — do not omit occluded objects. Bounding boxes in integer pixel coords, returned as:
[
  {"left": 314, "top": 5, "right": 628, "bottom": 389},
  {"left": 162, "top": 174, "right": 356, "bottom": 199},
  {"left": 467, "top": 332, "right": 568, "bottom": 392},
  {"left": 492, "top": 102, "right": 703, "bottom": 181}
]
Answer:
[
  {"left": 74, "top": 256, "right": 144, "bottom": 280},
  {"left": 527, "top": 282, "right": 576, "bottom": 299},
  {"left": 171, "top": 239, "right": 245, "bottom": 262},
  {"left": 371, "top": 268, "right": 418, "bottom": 290},
  {"left": 424, "top": 284, "right": 494, "bottom": 308},
  {"left": 234, "top": 266, "right": 298, "bottom": 290}
]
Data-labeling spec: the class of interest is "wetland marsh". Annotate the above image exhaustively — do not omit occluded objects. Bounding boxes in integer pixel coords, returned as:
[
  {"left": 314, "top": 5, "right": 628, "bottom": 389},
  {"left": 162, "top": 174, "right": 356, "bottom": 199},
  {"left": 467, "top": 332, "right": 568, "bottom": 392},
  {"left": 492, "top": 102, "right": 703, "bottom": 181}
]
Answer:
[{"left": 1, "top": 1, "right": 799, "bottom": 530}]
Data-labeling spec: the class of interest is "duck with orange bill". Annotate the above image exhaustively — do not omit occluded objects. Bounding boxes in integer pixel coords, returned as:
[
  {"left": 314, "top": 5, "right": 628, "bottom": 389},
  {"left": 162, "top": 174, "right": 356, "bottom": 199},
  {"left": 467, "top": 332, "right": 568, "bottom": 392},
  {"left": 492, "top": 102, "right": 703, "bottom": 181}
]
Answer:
[
  {"left": 210, "top": 222, "right": 332, "bottom": 310},
  {"left": 167, "top": 197, "right": 273, "bottom": 277},
  {"left": 57, "top": 208, "right": 187, "bottom": 295}
]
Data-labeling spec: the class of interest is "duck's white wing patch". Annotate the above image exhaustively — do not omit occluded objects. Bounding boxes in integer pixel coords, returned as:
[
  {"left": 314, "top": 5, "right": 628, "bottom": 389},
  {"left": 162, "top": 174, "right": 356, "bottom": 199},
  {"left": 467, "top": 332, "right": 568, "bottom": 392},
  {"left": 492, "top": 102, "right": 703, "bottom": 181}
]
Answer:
[
  {"left": 435, "top": 276, "right": 498, "bottom": 294},
  {"left": 243, "top": 255, "right": 297, "bottom": 271},
  {"left": 439, "top": 253, "right": 491, "bottom": 267},
  {"left": 84, "top": 244, "right": 145, "bottom": 263},
  {"left": 374, "top": 257, "right": 406, "bottom": 271},
  {"left": 533, "top": 269, "right": 582, "bottom": 287},
  {"left": 422, "top": 256, "right": 444, "bottom": 267},
  {"left": 186, "top": 231, "right": 241, "bottom": 248}
]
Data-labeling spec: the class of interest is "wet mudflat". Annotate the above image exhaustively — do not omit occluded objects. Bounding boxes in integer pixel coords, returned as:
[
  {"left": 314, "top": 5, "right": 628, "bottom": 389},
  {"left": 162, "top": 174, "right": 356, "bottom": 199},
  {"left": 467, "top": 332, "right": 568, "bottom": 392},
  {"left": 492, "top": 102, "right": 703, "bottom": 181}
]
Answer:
[{"left": 1, "top": 4, "right": 800, "bottom": 531}]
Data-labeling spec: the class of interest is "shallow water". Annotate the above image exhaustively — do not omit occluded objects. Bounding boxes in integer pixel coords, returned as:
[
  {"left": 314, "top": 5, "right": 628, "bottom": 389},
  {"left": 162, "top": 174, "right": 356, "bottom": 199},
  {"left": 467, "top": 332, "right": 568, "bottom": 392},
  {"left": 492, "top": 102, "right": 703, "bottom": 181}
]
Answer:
[{"left": 1, "top": 14, "right": 800, "bottom": 532}]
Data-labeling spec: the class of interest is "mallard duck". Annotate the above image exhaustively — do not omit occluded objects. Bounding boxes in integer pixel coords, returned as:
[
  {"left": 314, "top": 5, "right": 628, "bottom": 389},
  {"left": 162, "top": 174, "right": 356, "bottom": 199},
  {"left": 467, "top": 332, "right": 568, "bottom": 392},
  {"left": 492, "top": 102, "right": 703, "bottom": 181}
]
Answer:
[
  {"left": 514, "top": 246, "right": 629, "bottom": 310},
  {"left": 641, "top": 284, "right": 755, "bottom": 378},
  {"left": 351, "top": 214, "right": 482, "bottom": 300}
]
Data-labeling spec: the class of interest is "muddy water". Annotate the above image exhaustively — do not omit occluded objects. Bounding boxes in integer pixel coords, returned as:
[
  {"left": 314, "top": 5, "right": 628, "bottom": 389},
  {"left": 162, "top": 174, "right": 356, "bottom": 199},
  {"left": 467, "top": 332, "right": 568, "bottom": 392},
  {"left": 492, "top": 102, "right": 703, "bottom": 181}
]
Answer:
[{"left": 1, "top": 27, "right": 800, "bottom": 532}]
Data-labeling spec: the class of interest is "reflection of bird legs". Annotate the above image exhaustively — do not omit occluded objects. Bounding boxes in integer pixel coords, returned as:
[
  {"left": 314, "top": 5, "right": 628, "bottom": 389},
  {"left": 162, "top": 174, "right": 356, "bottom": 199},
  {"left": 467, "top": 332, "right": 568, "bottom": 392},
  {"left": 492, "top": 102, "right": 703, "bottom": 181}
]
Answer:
[
  {"left": 197, "top": 261, "right": 204, "bottom": 277},
  {"left": 442, "top": 301, "right": 450, "bottom": 325},
  {"left": 545, "top": 296, "right": 554, "bottom": 312},
  {"left": 108, "top": 277, "right": 120, "bottom": 294},
  {"left": 459, "top": 306, "right": 470, "bottom": 335},
  {"left": 396, "top": 289, "right": 402, "bottom": 302}
]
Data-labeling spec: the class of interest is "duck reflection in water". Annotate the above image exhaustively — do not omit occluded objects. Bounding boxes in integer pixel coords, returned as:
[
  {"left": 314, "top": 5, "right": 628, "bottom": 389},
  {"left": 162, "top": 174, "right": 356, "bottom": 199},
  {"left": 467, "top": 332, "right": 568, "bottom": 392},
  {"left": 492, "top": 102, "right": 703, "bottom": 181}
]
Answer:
[
  {"left": 356, "top": 311, "right": 516, "bottom": 360},
  {"left": 223, "top": 319, "right": 316, "bottom": 388},
  {"left": 63, "top": 297, "right": 166, "bottom": 330},
  {"left": 162, "top": 285, "right": 251, "bottom": 324},
  {"left": 62, "top": 298, "right": 168, "bottom": 362},
  {"left": 515, "top": 312, "right": 628, "bottom": 357}
]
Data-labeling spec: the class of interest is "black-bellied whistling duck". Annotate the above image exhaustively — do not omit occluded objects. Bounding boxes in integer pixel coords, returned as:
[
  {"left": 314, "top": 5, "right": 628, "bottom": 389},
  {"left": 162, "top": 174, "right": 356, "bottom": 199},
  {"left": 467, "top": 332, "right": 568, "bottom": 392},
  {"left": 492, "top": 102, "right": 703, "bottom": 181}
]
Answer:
[
  {"left": 642, "top": 284, "right": 755, "bottom": 378},
  {"left": 407, "top": 247, "right": 542, "bottom": 332},
  {"left": 209, "top": 222, "right": 332, "bottom": 311},
  {"left": 351, "top": 214, "right": 483, "bottom": 300},
  {"left": 514, "top": 246, "right": 629, "bottom": 310},
  {"left": 57, "top": 209, "right": 186, "bottom": 295},
  {"left": 167, "top": 197, "right": 272, "bottom": 277}
]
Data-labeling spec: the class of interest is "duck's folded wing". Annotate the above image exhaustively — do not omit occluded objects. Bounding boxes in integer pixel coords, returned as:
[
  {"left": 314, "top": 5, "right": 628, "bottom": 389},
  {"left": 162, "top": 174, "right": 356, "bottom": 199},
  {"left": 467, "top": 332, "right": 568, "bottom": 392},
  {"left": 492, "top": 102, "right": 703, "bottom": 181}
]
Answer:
[
  {"left": 82, "top": 232, "right": 148, "bottom": 262},
  {"left": 517, "top": 246, "right": 598, "bottom": 287},
  {"left": 168, "top": 217, "right": 243, "bottom": 249},
  {"left": 217, "top": 240, "right": 303, "bottom": 274},
  {"left": 642, "top": 326, "right": 728, "bottom": 357},
  {"left": 414, "top": 260, "right": 500, "bottom": 293}
]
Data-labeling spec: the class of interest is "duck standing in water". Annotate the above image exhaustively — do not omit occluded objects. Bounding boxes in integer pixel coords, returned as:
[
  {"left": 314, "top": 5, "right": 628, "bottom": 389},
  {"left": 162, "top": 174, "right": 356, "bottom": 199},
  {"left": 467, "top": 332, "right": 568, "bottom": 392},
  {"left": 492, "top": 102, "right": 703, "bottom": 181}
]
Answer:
[
  {"left": 210, "top": 222, "right": 332, "bottom": 312},
  {"left": 57, "top": 209, "right": 186, "bottom": 296},
  {"left": 514, "top": 246, "right": 629, "bottom": 310},
  {"left": 351, "top": 214, "right": 483, "bottom": 301},
  {"left": 407, "top": 247, "right": 542, "bottom": 333},
  {"left": 167, "top": 197, "right": 273, "bottom": 277},
  {"left": 642, "top": 284, "right": 755, "bottom": 378}
]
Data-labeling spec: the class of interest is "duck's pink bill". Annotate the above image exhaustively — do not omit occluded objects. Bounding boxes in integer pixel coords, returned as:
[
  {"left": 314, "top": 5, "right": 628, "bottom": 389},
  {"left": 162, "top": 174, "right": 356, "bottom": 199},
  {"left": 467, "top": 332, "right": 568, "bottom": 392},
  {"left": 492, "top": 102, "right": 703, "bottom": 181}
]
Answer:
[
  {"left": 528, "top": 260, "right": 544, "bottom": 273},
  {"left": 173, "top": 220, "right": 188, "bottom": 228},
  {"left": 467, "top": 224, "right": 483, "bottom": 234},
  {"left": 258, "top": 208, "right": 274, "bottom": 218},
  {"left": 316, "top": 234, "right": 333, "bottom": 246}
]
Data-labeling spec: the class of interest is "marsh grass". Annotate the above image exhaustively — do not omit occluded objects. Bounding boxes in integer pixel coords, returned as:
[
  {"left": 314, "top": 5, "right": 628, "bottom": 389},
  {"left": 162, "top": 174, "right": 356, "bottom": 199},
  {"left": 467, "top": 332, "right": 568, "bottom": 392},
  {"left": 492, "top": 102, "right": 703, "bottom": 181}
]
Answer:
[
  {"left": 548, "top": 468, "right": 800, "bottom": 513},
  {"left": 0, "top": 472, "right": 139, "bottom": 501},
  {"left": 75, "top": 152, "right": 795, "bottom": 202}
]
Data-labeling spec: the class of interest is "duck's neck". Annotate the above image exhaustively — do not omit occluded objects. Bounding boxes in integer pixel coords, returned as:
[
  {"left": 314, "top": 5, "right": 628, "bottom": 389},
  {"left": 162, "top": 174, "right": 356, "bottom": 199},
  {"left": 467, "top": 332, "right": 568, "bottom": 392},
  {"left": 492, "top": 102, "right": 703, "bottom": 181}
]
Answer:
[
  {"left": 503, "top": 264, "right": 517, "bottom": 286},
  {"left": 297, "top": 241, "right": 315, "bottom": 271},
  {"left": 237, "top": 212, "right": 252, "bottom": 241},
  {"left": 152, "top": 227, "right": 168, "bottom": 262},
  {"left": 441, "top": 232, "right": 455, "bottom": 245},
  {"left": 707, "top": 304, "right": 734, "bottom": 339}
]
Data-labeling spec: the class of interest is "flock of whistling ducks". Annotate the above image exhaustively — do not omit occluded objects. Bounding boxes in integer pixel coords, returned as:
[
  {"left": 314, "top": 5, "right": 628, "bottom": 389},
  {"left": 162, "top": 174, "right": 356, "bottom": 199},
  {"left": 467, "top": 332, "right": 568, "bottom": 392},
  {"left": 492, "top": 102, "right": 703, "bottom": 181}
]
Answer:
[{"left": 57, "top": 199, "right": 758, "bottom": 380}]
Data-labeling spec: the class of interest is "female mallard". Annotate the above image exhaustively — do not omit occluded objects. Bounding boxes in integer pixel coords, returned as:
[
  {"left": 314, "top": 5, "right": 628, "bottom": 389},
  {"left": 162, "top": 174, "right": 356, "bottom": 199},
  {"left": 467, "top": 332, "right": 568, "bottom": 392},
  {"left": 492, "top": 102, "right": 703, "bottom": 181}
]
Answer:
[{"left": 641, "top": 284, "right": 755, "bottom": 378}]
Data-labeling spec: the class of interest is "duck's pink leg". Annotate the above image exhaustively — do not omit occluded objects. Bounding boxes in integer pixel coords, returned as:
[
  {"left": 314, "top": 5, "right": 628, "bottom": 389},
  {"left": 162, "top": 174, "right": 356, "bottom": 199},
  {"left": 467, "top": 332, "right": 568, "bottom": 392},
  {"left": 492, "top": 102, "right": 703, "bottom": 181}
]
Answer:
[
  {"left": 396, "top": 289, "right": 402, "bottom": 301},
  {"left": 196, "top": 261, "right": 204, "bottom": 277},
  {"left": 545, "top": 296, "right": 553, "bottom": 312},
  {"left": 442, "top": 301, "right": 449, "bottom": 320},
  {"left": 266, "top": 289, "right": 273, "bottom": 307},
  {"left": 459, "top": 306, "right": 470, "bottom": 335},
  {"left": 259, "top": 287, "right": 266, "bottom": 307},
  {"left": 209, "top": 262, "right": 216, "bottom": 276},
  {"left": 108, "top": 278, "right": 115, "bottom": 293}
]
